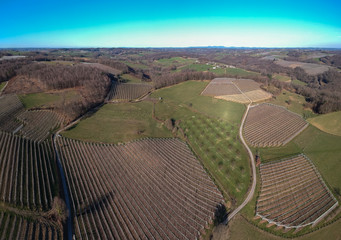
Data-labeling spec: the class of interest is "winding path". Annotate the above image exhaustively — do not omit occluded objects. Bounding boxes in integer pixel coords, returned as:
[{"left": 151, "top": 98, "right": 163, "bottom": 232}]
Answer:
[{"left": 225, "top": 83, "right": 257, "bottom": 223}]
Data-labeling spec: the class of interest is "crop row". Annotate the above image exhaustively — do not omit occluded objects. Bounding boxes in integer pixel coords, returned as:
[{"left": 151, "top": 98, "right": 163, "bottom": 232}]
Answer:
[
  {"left": 57, "top": 137, "right": 224, "bottom": 240},
  {"left": 256, "top": 154, "right": 338, "bottom": 228},
  {"left": 108, "top": 83, "right": 152, "bottom": 101},
  {"left": 244, "top": 103, "right": 308, "bottom": 147},
  {"left": 0, "top": 131, "right": 58, "bottom": 211},
  {"left": 0, "top": 94, "right": 24, "bottom": 133},
  {"left": 17, "top": 110, "right": 64, "bottom": 142},
  {"left": 0, "top": 211, "right": 62, "bottom": 240}
]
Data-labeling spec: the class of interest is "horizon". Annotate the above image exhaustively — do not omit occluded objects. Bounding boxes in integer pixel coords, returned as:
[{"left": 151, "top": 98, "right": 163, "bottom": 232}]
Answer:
[{"left": 1, "top": 0, "right": 340, "bottom": 48}]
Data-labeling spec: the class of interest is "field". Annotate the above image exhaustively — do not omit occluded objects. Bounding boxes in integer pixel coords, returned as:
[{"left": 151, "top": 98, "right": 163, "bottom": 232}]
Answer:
[
  {"left": 226, "top": 215, "right": 341, "bottom": 240},
  {"left": 119, "top": 73, "right": 143, "bottom": 83},
  {"left": 202, "top": 78, "right": 272, "bottom": 104},
  {"left": 0, "top": 211, "right": 63, "bottom": 240},
  {"left": 17, "top": 110, "right": 64, "bottom": 141},
  {"left": 81, "top": 62, "right": 122, "bottom": 75},
  {"left": 108, "top": 83, "right": 152, "bottom": 101},
  {"left": 274, "top": 59, "right": 329, "bottom": 75},
  {"left": 273, "top": 74, "right": 291, "bottom": 83},
  {"left": 257, "top": 154, "right": 338, "bottom": 228},
  {"left": 270, "top": 89, "right": 316, "bottom": 118},
  {"left": 57, "top": 137, "right": 224, "bottom": 239},
  {"left": 155, "top": 57, "right": 197, "bottom": 67},
  {"left": 308, "top": 111, "right": 341, "bottom": 136},
  {"left": 0, "top": 94, "right": 25, "bottom": 132},
  {"left": 243, "top": 103, "right": 308, "bottom": 147},
  {"left": 0, "top": 131, "right": 58, "bottom": 210},
  {"left": 0, "top": 81, "right": 7, "bottom": 92},
  {"left": 19, "top": 90, "right": 80, "bottom": 109},
  {"left": 63, "top": 102, "right": 172, "bottom": 143}
]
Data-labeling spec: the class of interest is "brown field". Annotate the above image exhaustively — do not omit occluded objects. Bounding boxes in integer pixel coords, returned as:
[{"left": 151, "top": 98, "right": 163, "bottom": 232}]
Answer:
[
  {"left": 201, "top": 78, "right": 271, "bottom": 103},
  {"left": 0, "top": 94, "right": 24, "bottom": 132},
  {"left": 17, "top": 110, "right": 64, "bottom": 142},
  {"left": 81, "top": 62, "right": 122, "bottom": 75},
  {"left": 244, "top": 103, "right": 308, "bottom": 147},
  {"left": 0, "top": 211, "right": 63, "bottom": 240},
  {"left": 274, "top": 59, "right": 330, "bottom": 75},
  {"left": 56, "top": 137, "right": 224, "bottom": 240},
  {"left": 257, "top": 154, "right": 338, "bottom": 228},
  {"left": 0, "top": 131, "right": 58, "bottom": 210},
  {"left": 108, "top": 83, "right": 152, "bottom": 101}
]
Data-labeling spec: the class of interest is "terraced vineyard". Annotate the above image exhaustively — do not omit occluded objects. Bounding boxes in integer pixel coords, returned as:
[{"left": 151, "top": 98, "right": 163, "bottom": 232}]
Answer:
[
  {"left": 0, "top": 131, "right": 58, "bottom": 211},
  {"left": 201, "top": 78, "right": 271, "bottom": 103},
  {"left": 56, "top": 137, "right": 224, "bottom": 240},
  {"left": 0, "top": 211, "right": 62, "bottom": 240},
  {"left": 0, "top": 94, "right": 24, "bottom": 133},
  {"left": 244, "top": 103, "right": 308, "bottom": 147},
  {"left": 108, "top": 82, "right": 152, "bottom": 101},
  {"left": 17, "top": 110, "right": 64, "bottom": 142},
  {"left": 256, "top": 154, "right": 338, "bottom": 228}
]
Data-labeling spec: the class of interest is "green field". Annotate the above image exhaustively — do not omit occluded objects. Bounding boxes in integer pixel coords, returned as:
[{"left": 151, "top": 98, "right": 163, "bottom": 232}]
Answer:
[
  {"left": 292, "top": 79, "right": 307, "bottom": 86},
  {"left": 270, "top": 89, "right": 316, "bottom": 118},
  {"left": 155, "top": 57, "right": 196, "bottom": 67},
  {"left": 120, "top": 73, "right": 143, "bottom": 83},
  {"left": 273, "top": 74, "right": 291, "bottom": 82},
  {"left": 62, "top": 102, "right": 172, "bottom": 143},
  {"left": 0, "top": 81, "right": 7, "bottom": 91},
  {"left": 151, "top": 81, "right": 245, "bottom": 123},
  {"left": 122, "top": 60, "right": 150, "bottom": 70},
  {"left": 151, "top": 81, "right": 250, "bottom": 206},
  {"left": 19, "top": 92, "right": 62, "bottom": 109},
  {"left": 308, "top": 111, "right": 341, "bottom": 136},
  {"left": 19, "top": 90, "right": 79, "bottom": 109}
]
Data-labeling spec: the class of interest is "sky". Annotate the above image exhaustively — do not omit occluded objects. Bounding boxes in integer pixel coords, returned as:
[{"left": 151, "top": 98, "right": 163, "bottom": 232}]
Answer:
[{"left": 0, "top": 0, "right": 340, "bottom": 48}]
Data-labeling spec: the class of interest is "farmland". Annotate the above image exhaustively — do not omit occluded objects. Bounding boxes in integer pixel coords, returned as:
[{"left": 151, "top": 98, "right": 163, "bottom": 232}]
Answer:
[
  {"left": 202, "top": 78, "right": 272, "bottom": 104},
  {"left": 0, "top": 131, "right": 58, "bottom": 210},
  {"left": 108, "top": 82, "right": 152, "bottom": 101},
  {"left": 257, "top": 154, "right": 338, "bottom": 228},
  {"left": 308, "top": 111, "right": 341, "bottom": 136},
  {"left": 243, "top": 103, "right": 308, "bottom": 147},
  {"left": 0, "top": 94, "right": 25, "bottom": 132},
  {"left": 274, "top": 59, "right": 330, "bottom": 75},
  {"left": 57, "top": 137, "right": 224, "bottom": 239},
  {"left": 0, "top": 211, "right": 63, "bottom": 240}
]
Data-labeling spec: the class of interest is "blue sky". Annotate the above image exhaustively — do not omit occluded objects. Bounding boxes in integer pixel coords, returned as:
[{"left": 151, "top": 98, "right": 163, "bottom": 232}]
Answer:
[{"left": 0, "top": 0, "right": 340, "bottom": 48}]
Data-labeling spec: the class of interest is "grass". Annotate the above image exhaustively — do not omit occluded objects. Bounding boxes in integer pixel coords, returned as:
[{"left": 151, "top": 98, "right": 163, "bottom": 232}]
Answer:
[
  {"left": 270, "top": 89, "right": 316, "bottom": 118},
  {"left": 273, "top": 74, "right": 291, "bottom": 82},
  {"left": 119, "top": 74, "right": 142, "bottom": 83},
  {"left": 62, "top": 102, "right": 172, "bottom": 143},
  {"left": 151, "top": 81, "right": 250, "bottom": 206},
  {"left": 292, "top": 79, "right": 307, "bottom": 86},
  {"left": 19, "top": 90, "right": 80, "bottom": 109},
  {"left": 227, "top": 214, "right": 341, "bottom": 240},
  {"left": 19, "top": 92, "right": 62, "bottom": 109},
  {"left": 122, "top": 61, "right": 150, "bottom": 70},
  {"left": 0, "top": 81, "right": 7, "bottom": 91},
  {"left": 307, "top": 111, "right": 341, "bottom": 136},
  {"left": 155, "top": 57, "right": 196, "bottom": 67},
  {"left": 151, "top": 81, "right": 245, "bottom": 124}
]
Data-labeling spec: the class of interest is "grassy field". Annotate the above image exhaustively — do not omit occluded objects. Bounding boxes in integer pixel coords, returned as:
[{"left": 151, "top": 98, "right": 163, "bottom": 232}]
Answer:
[
  {"left": 308, "top": 111, "right": 341, "bottom": 136},
  {"left": 19, "top": 92, "right": 62, "bottom": 108},
  {"left": 273, "top": 74, "right": 291, "bottom": 82},
  {"left": 120, "top": 73, "right": 143, "bottom": 83},
  {"left": 151, "top": 81, "right": 245, "bottom": 124},
  {"left": 155, "top": 57, "right": 196, "bottom": 67},
  {"left": 292, "top": 79, "right": 308, "bottom": 86},
  {"left": 151, "top": 81, "right": 250, "bottom": 206},
  {"left": 19, "top": 90, "right": 79, "bottom": 109},
  {"left": 0, "top": 81, "right": 7, "bottom": 91},
  {"left": 62, "top": 102, "right": 172, "bottom": 143},
  {"left": 269, "top": 89, "right": 316, "bottom": 118},
  {"left": 122, "top": 60, "right": 150, "bottom": 70}
]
